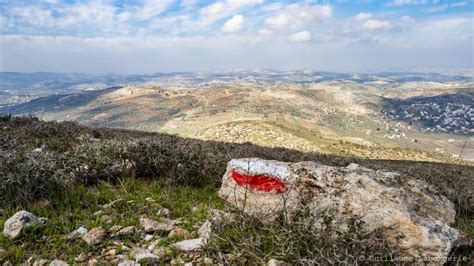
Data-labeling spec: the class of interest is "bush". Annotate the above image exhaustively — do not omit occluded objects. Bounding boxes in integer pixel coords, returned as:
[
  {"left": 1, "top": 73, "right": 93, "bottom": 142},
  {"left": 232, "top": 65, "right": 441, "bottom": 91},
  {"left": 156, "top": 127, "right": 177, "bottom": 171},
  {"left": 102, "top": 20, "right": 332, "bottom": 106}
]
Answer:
[
  {"left": 206, "top": 207, "right": 398, "bottom": 265},
  {"left": 1, "top": 115, "right": 473, "bottom": 220}
]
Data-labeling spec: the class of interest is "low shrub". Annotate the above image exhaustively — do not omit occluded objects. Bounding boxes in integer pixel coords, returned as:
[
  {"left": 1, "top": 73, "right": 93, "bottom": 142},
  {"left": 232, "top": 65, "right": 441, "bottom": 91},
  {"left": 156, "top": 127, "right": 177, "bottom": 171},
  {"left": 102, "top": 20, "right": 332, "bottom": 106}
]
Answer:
[{"left": 1, "top": 115, "right": 473, "bottom": 220}]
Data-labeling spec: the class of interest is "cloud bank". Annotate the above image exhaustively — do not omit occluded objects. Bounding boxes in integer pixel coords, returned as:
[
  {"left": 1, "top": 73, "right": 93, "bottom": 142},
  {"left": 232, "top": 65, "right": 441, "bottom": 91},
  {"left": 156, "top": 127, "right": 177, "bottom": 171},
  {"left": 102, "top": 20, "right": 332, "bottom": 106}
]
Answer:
[{"left": 0, "top": 0, "right": 472, "bottom": 73}]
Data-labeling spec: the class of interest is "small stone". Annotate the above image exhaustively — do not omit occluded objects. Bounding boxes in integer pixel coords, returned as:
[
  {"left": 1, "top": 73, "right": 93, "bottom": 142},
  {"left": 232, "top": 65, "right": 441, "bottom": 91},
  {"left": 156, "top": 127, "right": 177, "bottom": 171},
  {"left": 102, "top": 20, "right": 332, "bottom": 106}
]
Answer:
[
  {"left": 147, "top": 243, "right": 156, "bottom": 251},
  {"left": 170, "top": 258, "right": 185, "bottom": 265},
  {"left": 2, "top": 211, "right": 49, "bottom": 239},
  {"left": 133, "top": 247, "right": 160, "bottom": 263},
  {"left": 152, "top": 248, "right": 165, "bottom": 257},
  {"left": 92, "top": 210, "right": 103, "bottom": 216},
  {"left": 24, "top": 257, "right": 35, "bottom": 266},
  {"left": 117, "top": 260, "right": 139, "bottom": 266},
  {"left": 109, "top": 225, "right": 122, "bottom": 233},
  {"left": 139, "top": 217, "right": 174, "bottom": 233},
  {"left": 268, "top": 259, "right": 287, "bottom": 266},
  {"left": 172, "top": 238, "right": 207, "bottom": 253},
  {"left": 49, "top": 259, "right": 69, "bottom": 266},
  {"left": 82, "top": 227, "right": 106, "bottom": 245},
  {"left": 106, "top": 249, "right": 117, "bottom": 257},
  {"left": 87, "top": 259, "right": 98, "bottom": 266},
  {"left": 33, "top": 259, "right": 48, "bottom": 266},
  {"left": 159, "top": 217, "right": 180, "bottom": 225},
  {"left": 117, "top": 226, "right": 136, "bottom": 236},
  {"left": 101, "top": 215, "right": 113, "bottom": 224},
  {"left": 157, "top": 207, "right": 171, "bottom": 218},
  {"left": 198, "top": 220, "right": 212, "bottom": 239},
  {"left": 67, "top": 226, "right": 88, "bottom": 239},
  {"left": 203, "top": 257, "right": 213, "bottom": 264},
  {"left": 143, "top": 234, "right": 154, "bottom": 242},
  {"left": 168, "top": 228, "right": 189, "bottom": 238},
  {"left": 75, "top": 253, "right": 88, "bottom": 262},
  {"left": 116, "top": 255, "right": 127, "bottom": 260}
]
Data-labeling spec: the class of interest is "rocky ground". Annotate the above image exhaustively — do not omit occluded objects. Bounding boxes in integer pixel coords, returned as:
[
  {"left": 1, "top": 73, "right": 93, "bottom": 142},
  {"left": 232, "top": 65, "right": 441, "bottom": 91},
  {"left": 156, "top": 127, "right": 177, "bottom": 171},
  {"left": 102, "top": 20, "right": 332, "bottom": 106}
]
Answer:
[
  {"left": 0, "top": 180, "right": 242, "bottom": 265},
  {"left": 1, "top": 116, "right": 473, "bottom": 265}
]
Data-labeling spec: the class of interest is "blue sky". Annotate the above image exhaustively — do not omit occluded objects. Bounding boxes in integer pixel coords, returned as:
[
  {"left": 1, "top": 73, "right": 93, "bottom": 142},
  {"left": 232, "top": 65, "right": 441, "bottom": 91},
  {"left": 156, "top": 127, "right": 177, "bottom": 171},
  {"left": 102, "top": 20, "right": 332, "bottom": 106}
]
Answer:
[{"left": 0, "top": 0, "right": 472, "bottom": 73}]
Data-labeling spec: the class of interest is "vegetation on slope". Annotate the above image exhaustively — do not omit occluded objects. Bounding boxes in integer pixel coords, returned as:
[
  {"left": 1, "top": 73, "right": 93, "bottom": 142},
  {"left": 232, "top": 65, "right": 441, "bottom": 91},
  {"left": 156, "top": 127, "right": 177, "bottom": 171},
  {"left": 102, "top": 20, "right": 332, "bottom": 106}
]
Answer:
[{"left": 0, "top": 116, "right": 473, "bottom": 264}]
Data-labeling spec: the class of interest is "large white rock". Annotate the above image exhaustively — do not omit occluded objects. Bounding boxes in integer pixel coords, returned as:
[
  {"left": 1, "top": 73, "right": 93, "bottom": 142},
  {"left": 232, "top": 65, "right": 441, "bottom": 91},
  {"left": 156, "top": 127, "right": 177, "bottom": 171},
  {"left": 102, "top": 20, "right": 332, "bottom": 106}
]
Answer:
[
  {"left": 172, "top": 238, "right": 207, "bottom": 252},
  {"left": 49, "top": 259, "right": 69, "bottom": 266},
  {"left": 2, "top": 211, "right": 49, "bottom": 239},
  {"left": 132, "top": 247, "right": 160, "bottom": 263},
  {"left": 218, "top": 158, "right": 459, "bottom": 259}
]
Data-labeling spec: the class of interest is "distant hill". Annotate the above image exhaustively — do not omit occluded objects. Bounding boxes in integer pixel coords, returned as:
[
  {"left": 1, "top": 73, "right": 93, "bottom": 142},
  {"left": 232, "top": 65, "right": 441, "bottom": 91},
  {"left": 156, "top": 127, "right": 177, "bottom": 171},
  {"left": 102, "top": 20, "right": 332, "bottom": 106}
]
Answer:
[{"left": 1, "top": 73, "right": 472, "bottom": 162}]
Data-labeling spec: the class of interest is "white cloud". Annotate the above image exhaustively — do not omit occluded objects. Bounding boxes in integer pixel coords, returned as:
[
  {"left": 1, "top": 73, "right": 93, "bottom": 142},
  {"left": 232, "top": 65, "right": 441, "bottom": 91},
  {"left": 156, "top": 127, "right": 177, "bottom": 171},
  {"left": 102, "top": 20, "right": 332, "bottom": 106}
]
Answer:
[
  {"left": 221, "top": 14, "right": 244, "bottom": 33},
  {"left": 354, "top": 13, "right": 372, "bottom": 21},
  {"left": 258, "top": 28, "right": 273, "bottom": 36},
  {"left": 180, "top": 0, "right": 197, "bottom": 9},
  {"left": 387, "top": 0, "right": 429, "bottom": 6},
  {"left": 264, "top": 3, "right": 332, "bottom": 30},
  {"left": 288, "top": 31, "right": 311, "bottom": 42},
  {"left": 424, "top": 1, "right": 469, "bottom": 12},
  {"left": 199, "top": 0, "right": 262, "bottom": 26},
  {"left": 11, "top": 6, "right": 56, "bottom": 28},
  {"left": 137, "top": 0, "right": 174, "bottom": 20},
  {"left": 57, "top": 2, "right": 117, "bottom": 28},
  {"left": 362, "top": 20, "right": 393, "bottom": 31}
]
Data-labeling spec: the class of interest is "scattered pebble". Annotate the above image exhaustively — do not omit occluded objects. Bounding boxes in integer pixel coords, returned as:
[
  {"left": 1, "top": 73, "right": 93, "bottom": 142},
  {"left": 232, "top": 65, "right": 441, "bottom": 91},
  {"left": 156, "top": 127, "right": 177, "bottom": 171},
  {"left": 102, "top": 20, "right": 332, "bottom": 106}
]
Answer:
[
  {"left": 198, "top": 220, "right": 212, "bottom": 239},
  {"left": 67, "top": 226, "right": 88, "bottom": 239},
  {"left": 49, "top": 259, "right": 69, "bottom": 266},
  {"left": 82, "top": 227, "right": 106, "bottom": 245},
  {"left": 168, "top": 227, "right": 189, "bottom": 238},
  {"left": 101, "top": 215, "right": 113, "bottom": 224},
  {"left": 172, "top": 238, "right": 207, "bottom": 253},
  {"left": 117, "top": 226, "right": 136, "bottom": 236}
]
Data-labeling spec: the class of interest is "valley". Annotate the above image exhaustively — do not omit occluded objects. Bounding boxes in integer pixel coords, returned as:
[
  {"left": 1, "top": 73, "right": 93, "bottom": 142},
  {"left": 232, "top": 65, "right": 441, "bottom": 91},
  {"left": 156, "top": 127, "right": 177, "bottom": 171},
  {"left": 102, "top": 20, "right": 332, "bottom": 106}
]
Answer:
[{"left": 1, "top": 71, "right": 472, "bottom": 163}]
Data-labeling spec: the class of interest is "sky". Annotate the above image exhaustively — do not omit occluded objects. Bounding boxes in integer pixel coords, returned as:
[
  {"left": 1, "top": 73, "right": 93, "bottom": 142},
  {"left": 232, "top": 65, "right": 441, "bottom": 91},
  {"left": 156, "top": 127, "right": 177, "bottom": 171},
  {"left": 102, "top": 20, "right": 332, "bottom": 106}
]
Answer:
[{"left": 0, "top": 0, "right": 472, "bottom": 74}]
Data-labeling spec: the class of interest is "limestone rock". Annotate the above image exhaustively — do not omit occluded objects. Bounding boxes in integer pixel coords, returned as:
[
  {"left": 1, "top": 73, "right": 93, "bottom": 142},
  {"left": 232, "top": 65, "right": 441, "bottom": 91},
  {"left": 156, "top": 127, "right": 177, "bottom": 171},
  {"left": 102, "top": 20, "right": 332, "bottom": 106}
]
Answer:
[
  {"left": 82, "top": 227, "right": 106, "bottom": 245},
  {"left": 117, "top": 226, "right": 136, "bottom": 236},
  {"left": 203, "top": 257, "right": 213, "bottom": 264},
  {"left": 109, "top": 225, "right": 122, "bottom": 233},
  {"left": 218, "top": 158, "right": 459, "bottom": 259},
  {"left": 168, "top": 227, "right": 189, "bottom": 238},
  {"left": 143, "top": 234, "right": 154, "bottom": 242},
  {"left": 49, "top": 260, "right": 69, "bottom": 266},
  {"left": 132, "top": 247, "right": 160, "bottom": 263},
  {"left": 32, "top": 259, "right": 49, "bottom": 266},
  {"left": 268, "top": 259, "right": 287, "bottom": 266},
  {"left": 172, "top": 238, "right": 207, "bottom": 252},
  {"left": 139, "top": 217, "right": 174, "bottom": 233},
  {"left": 101, "top": 215, "right": 113, "bottom": 224},
  {"left": 198, "top": 220, "right": 212, "bottom": 239},
  {"left": 157, "top": 207, "right": 171, "bottom": 218},
  {"left": 117, "top": 260, "right": 139, "bottom": 266},
  {"left": 67, "top": 226, "right": 88, "bottom": 239},
  {"left": 2, "top": 211, "right": 49, "bottom": 239}
]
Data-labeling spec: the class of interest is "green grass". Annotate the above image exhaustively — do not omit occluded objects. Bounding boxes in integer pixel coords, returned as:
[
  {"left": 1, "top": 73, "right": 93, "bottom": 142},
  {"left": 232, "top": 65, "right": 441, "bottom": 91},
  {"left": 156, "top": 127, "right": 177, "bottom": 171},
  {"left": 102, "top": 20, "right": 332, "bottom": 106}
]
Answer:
[{"left": 0, "top": 178, "right": 223, "bottom": 264}]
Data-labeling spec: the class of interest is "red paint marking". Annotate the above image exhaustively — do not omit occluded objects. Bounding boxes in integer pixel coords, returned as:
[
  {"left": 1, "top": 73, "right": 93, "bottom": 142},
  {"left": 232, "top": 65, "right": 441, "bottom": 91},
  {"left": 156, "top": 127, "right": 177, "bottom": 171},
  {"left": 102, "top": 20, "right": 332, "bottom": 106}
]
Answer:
[{"left": 230, "top": 170, "right": 288, "bottom": 193}]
